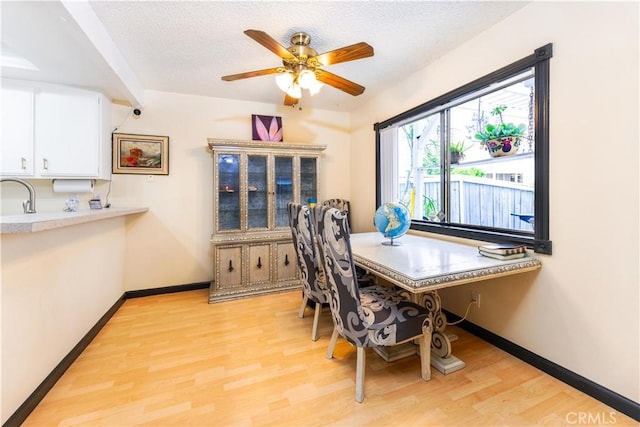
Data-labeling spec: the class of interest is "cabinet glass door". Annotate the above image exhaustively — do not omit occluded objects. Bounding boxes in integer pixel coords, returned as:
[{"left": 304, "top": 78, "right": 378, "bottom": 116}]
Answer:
[
  {"left": 274, "top": 156, "right": 293, "bottom": 228},
  {"left": 247, "top": 155, "right": 268, "bottom": 229},
  {"left": 300, "top": 157, "right": 318, "bottom": 206},
  {"left": 217, "top": 154, "right": 240, "bottom": 231}
]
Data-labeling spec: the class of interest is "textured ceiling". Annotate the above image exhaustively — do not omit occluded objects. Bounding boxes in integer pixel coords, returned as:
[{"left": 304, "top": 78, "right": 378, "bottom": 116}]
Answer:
[{"left": 2, "top": 1, "right": 528, "bottom": 112}]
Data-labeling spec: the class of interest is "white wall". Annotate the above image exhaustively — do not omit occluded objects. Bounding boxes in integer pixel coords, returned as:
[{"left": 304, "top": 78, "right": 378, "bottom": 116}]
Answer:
[
  {"left": 1, "top": 217, "right": 128, "bottom": 422},
  {"left": 350, "top": 2, "right": 639, "bottom": 403},
  {"left": 1, "top": 93, "right": 351, "bottom": 289},
  {"left": 110, "top": 91, "right": 351, "bottom": 290}
]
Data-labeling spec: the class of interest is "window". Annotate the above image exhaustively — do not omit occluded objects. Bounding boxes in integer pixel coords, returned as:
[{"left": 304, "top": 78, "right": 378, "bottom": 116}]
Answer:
[{"left": 375, "top": 44, "right": 552, "bottom": 254}]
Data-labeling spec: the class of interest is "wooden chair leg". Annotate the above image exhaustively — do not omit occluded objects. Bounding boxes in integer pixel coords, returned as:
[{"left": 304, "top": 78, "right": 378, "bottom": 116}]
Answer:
[
  {"left": 298, "top": 295, "right": 309, "bottom": 318},
  {"left": 355, "top": 346, "right": 366, "bottom": 403},
  {"left": 311, "top": 302, "right": 322, "bottom": 341},
  {"left": 326, "top": 327, "right": 339, "bottom": 359},
  {"left": 418, "top": 331, "right": 432, "bottom": 381}
]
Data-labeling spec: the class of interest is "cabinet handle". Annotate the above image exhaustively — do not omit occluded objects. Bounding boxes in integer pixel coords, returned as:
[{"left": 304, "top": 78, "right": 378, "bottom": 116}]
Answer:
[
  {"left": 228, "top": 260, "right": 234, "bottom": 272},
  {"left": 284, "top": 254, "right": 290, "bottom": 266},
  {"left": 257, "top": 257, "right": 262, "bottom": 269},
  {"left": 43, "top": 158, "right": 48, "bottom": 170},
  {"left": 21, "top": 157, "right": 26, "bottom": 170}
]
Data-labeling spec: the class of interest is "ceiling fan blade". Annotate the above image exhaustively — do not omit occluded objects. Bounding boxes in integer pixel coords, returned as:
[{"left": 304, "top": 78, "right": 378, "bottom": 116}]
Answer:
[
  {"left": 315, "top": 70, "right": 366, "bottom": 96},
  {"left": 244, "top": 29, "right": 295, "bottom": 60},
  {"left": 221, "top": 67, "right": 281, "bottom": 81},
  {"left": 313, "top": 42, "right": 374, "bottom": 67},
  {"left": 284, "top": 93, "right": 298, "bottom": 106}
]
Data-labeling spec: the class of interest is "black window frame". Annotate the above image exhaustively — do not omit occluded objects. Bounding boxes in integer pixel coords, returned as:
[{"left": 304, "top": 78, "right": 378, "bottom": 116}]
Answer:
[{"left": 374, "top": 43, "right": 553, "bottom": 254}]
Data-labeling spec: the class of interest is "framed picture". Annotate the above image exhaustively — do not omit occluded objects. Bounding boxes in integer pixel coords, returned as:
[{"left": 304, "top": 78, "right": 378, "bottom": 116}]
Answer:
[
  {"left": 252, "top": 115, "right": 282, "bottom": 141},
  {"left": 88, "top": 199, "right": 103, "bottom": 210},
  {"left": 112, "top": 133, "right": 169, "bottom": 175}
]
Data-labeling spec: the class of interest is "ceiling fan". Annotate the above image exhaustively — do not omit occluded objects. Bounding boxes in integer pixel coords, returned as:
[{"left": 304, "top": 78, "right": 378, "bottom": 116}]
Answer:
[{"left": 221, "top": 29, "right": 374, "bottom": 106}]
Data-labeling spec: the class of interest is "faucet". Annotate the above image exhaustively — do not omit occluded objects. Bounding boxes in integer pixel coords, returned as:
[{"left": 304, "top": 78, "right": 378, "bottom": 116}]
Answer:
[{"left": 0, "top": 177, "right": 37, "bottom": 213}]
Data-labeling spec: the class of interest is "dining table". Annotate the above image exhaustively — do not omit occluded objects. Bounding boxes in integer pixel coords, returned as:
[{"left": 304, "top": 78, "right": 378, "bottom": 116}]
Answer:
[{"left": 349, "top": 232, "right": 542, "bottom": 374}]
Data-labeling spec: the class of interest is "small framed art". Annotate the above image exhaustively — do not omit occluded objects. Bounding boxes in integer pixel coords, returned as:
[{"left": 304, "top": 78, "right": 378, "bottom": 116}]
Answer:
[
  {"left": 112, "top": 133, "right": 169, "bottom": 175},
  {"left": 252, "top": 115, "right": 282, "bottom": 141},
  {"left": 88, "top": 199, "right": 103, "bottom": 210}
]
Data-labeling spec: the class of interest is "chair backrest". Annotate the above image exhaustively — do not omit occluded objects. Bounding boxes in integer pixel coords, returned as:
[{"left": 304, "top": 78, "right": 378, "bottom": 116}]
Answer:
[
  {"left": 287, "top": 202, "right": 326, "bottom": 303},
  {"left": 322, "top": 199, "right": 351, "bottom": 229},
  {"left": 313, "top": 205, "right": 368, "bottom": 346}
]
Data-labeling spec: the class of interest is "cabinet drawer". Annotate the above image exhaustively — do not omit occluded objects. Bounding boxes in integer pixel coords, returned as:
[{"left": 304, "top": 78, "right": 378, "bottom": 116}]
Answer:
[
  {"left": 216, "top": 246, "right": 243, "bottom": 288},
  {"left": 276, "top": 241, "right": 297, "bottom": 281},
  {"left": 248, "top": 244, "right": 271, "bottom": 284}
]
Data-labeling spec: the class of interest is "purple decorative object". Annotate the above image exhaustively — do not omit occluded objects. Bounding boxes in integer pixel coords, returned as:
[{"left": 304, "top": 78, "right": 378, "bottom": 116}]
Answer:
[{"left": 252, "top": 115, "right": 283, "bottom": 141}]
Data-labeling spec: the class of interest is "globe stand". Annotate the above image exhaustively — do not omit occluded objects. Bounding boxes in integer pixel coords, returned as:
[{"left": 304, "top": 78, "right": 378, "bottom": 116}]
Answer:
[{"left": 381, "top": 237, "right": 402, "bottom": 246}]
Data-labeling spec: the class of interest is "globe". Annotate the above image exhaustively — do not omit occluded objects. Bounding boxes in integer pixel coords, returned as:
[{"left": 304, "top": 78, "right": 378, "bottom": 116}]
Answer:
[{"left": 374, "top": 202, "right": 411, "bottom": 245}]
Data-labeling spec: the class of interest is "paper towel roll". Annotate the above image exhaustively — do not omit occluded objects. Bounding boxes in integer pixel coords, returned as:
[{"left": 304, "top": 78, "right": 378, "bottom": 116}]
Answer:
[{"left": 52, "top": 179, "right": 94, "bottom": 193}]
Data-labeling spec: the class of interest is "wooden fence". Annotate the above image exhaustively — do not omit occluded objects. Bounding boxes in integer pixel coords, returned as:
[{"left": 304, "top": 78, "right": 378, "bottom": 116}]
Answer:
[{"left": 418, "top": 176, "right": 534, "bottom": 231}]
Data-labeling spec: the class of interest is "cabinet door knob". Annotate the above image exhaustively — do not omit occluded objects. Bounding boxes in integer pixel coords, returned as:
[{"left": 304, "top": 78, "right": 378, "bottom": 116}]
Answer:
[
  {"left": 42, "top": 158, "right": 48, "bottom": 170},
  {"left": 257, "top": 257, "right": 262, "bottom": 269},
  {"left": 284, "top": 254, "right": 290, "bottom": 266},
  {"left": 21, "top": 157, "right": 27, "bottom": 170},
  {"left": 228, "top": 260, "right": 234, "bottom": 272}
]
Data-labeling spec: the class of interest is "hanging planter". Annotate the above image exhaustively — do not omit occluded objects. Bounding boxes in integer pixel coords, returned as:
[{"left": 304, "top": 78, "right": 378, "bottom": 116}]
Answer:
[
  {"left": 449, "top": 141, "right": 469, "bottom": 164},
  {"left": 485, "top": 136, "right": 520, "bottom": 158},
  {"left": 475, "top": 105, "right": 525, "bottom": 159}
]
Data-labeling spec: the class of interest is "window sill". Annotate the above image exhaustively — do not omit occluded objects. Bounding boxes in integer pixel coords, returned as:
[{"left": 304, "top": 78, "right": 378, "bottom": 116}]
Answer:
[{"left": 410, "top": 221, "right": 552, "bottom": 255}]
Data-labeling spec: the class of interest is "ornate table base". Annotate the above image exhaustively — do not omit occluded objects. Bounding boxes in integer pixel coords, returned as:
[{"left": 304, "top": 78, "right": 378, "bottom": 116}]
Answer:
[{"left": 430, "top": 353, "right": 465, "bottom": 375}]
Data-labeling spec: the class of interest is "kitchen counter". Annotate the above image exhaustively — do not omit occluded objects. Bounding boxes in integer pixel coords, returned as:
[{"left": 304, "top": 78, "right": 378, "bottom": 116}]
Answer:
[{"left": 1, "top": 207, "right": 148, "bottom": 234}]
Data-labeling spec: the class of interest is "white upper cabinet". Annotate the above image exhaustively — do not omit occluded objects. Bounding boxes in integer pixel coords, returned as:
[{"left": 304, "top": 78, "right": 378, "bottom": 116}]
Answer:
[
  {"left": 35, "top": 90, "right": 102, "bottom": 177},
  {"left": 1, "top": 86, "right": 35, "bottom": 175},
  {"left": 1, "top": 80, "right": 112, "bottom": 179}
]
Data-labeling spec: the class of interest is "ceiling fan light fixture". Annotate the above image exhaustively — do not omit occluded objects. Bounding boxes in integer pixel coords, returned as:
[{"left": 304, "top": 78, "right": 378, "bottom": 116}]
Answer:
[
  {"left": 308, "top": 78, "right": 323, "bottom": 95},
  {"left": 275, "top": 72, "right": 294, "bottom": 91},
  {"left": 221, "top": 29, "right": 374, "bottom": 106},
  {"left": 297, "top": 69, "right": 317, "bottom": 89},
  {"left": 285, "top": 83, "right": 302, "bottom": 99}
]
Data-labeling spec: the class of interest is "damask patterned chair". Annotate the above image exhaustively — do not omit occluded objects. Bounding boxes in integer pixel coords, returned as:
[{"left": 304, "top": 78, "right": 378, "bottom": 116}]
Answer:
[
  {"left": 322, "top": 198, "right": 375, "bottom": 285},
  {"left": 287, "top": 202, "right": 329, "bottom": 341},
  {"left": 314, "top": 205, "right": 432, "bottom": 402},
  {"left": 322, "top": 198, "right": 351, "bottom": 228}
]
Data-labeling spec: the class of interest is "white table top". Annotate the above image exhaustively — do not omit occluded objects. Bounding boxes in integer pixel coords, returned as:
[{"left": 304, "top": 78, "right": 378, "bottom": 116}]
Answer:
[{"left": 349, "top": 232, "right": 542, "bottom": 293}]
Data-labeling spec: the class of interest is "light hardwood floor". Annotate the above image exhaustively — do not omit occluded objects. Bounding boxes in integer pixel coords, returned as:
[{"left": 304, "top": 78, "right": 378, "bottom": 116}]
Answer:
[{"left": 23, "top": 289, "right": 636, "bottom": 426}]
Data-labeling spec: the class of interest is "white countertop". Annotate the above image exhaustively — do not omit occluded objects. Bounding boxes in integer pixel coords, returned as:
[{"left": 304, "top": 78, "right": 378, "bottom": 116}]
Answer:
[{"left": 1, "top": 207, "right": 148, "bottom": 234}]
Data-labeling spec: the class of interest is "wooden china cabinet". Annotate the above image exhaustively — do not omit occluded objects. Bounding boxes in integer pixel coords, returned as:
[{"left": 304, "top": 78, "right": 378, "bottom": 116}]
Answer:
[{"left": 207, "top": 138, "right": 326, "bottom": 303}]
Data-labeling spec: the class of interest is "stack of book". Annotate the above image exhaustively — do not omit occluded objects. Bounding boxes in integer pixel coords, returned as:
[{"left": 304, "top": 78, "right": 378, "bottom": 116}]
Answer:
[{"left": 478, "top": 243, "right": 527, "bottom": 260}]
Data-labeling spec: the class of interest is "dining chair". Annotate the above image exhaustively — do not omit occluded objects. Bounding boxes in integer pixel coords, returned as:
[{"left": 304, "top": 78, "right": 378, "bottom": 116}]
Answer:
[
  {"left": 313, "top": 205, "right": 432, "bottom": 402},
  {"left": 322, "top": 198, "right": 351, "bottom": 228},
  {"left": 321, "top": 198, "right": 375, "bottom": 285},
  {"left": 287, "top": 202, "right": 329, "bottom": 341}
]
